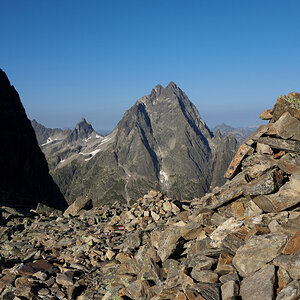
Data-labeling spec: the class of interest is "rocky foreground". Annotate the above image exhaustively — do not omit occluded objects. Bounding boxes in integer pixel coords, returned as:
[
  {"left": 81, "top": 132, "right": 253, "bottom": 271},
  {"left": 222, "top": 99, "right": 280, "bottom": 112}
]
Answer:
[{"left": 0, "top": 94, "right": 300, "bottom": 299}]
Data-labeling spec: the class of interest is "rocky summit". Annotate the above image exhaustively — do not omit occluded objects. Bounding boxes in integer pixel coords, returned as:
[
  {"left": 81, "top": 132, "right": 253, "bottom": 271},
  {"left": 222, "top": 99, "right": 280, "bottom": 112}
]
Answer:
[
  {"left": 37, "top": 82, "right": 238, "bottom": 206},
  {"left": 0, "top": 69, "right": 66, "bottom": 210},
  {"left": 0, "top": 92, "right": 299, "bottom": 299}
]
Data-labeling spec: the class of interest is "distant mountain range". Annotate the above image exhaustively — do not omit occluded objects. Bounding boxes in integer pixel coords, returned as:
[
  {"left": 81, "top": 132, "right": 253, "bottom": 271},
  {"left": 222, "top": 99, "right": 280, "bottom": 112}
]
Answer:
[
  {"left": 32, "top": 82, "right": 239, "bottom": 206},
  {"left": 212, "top": 123, "right": 257, "bottom": 144}
]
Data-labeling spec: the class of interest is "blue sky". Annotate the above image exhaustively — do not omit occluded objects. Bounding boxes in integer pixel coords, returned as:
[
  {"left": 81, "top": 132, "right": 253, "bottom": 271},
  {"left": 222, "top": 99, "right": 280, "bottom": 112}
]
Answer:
[{"left": 1, "top": 0, "right": 300, "bottom": 130}]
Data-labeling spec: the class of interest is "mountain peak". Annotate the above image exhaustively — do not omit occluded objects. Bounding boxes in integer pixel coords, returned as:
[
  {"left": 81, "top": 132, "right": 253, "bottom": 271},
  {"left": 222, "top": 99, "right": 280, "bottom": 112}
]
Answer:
[
  {"left": 67, "top": 118, "right": 94, "bottom": 142},
  {"left": 166, "top": 81, "right": 178, "bottom": 90}
]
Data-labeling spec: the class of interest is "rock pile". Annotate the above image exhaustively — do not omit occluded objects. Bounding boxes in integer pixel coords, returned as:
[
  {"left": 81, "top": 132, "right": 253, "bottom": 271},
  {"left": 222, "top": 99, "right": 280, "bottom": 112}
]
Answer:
[{"left": 0, "top": 93, "right": 299, "bottom": 299}]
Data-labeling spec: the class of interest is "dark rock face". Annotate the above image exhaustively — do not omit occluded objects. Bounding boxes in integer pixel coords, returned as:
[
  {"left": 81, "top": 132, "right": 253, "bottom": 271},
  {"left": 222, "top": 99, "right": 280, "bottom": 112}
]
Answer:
[
  {"left": 0, "top": 69, "right": 67, "bottom": 209},
  {"left": 41, "top": 82, "right": 238, "bottom": 205}
]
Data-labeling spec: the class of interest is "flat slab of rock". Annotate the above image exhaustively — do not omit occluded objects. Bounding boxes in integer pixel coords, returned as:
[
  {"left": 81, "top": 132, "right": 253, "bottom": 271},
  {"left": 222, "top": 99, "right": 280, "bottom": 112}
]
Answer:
[
  {"left": 221, "top": 280, "right": 239, "bottom": 300},
  {"left": 259, "top": 109, "right": 273, "bottom": 120},
  {"left": 282, "top": 231, "right": 300, "bottom": 255},
  {"left": 243, "top": 168, "right": 282, "bottom": 197},
  {"left": 232, "top": 233, "right": 287, "bottom": 277},
  {"left": 278, "top": 153, "right": 300, "bottom": 174},
  {"left": 201, "top": 171, "right": 247, "bottom": 209},
  {"left": 63, "top": 196, "right": 92, "bottom": 217},
  {"left": 254, "top": 136, "right": 300, "bottom": 153},
  {"left": 156, "top": 227, "right": 182, "bottom": 262},
  {"left": 210, "top": 217, "right": 243, "bottom": 248},
  {"left": 253, "top": 174, "right": 300, "bottom": 213},
  {"left": 268, "top": 112, "right": 300, "bottom": 141},
  {"left": 240, "top": 264, "right": 275, "bottom": 300}
]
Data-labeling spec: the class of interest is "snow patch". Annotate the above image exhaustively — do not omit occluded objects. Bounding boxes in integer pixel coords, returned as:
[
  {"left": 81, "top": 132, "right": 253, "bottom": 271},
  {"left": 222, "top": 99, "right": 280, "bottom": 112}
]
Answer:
[
  {"left": 159, "top": 170, "right": 169, "bottom": 182},
  {"left": 80, "top": 149, "right": 101, "bottom": 161},
  {"left": 41, "top": 137, "right": 59, "bottom": 146},
  {"left": 100, "top": 137, "right": 112, "bottom": 145}
]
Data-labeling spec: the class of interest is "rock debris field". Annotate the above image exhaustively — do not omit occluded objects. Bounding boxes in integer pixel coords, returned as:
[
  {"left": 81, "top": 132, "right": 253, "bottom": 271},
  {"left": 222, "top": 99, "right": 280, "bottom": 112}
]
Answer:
[{"left": 0, "top": 93, "right": 300, "bottom": 299}]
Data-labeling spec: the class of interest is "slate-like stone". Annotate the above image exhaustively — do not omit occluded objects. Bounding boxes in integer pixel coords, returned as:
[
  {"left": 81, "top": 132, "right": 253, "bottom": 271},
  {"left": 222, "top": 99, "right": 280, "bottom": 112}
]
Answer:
[
  {"left": 240, "top": 264, "right": 275, "bottom": 300},
  {"left": 253, "top": 180, "right": 300, "bottom": 213},
  {"left": 232, "top": 233, "right": 287, "bottom": 277},
  {"left": 156, "top": 227, "right": 182, "bottom": 262},
  {"left": 278, "top": 153, "right": 300, "bottom": 174},
  {"left": 273, "top": 250, "right": 300, "bottom": 280},
  {"left": 269, "top": 112, "right": 300, "bottom": 141},
  {"left": 221, "top": 280, "right": 239, "bottom": 300}
]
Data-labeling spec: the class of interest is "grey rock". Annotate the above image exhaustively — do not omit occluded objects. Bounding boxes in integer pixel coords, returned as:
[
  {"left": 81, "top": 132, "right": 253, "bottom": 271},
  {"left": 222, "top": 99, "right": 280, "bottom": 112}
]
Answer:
[
  {"left": 240, "top": 264, "right": 275, "bottom": 300},
  {"left": 276, "top": 281, "right": 300, "bottom": 300},
  {"left": 232, "top": 233, "right": 287, "bottom": 277}
]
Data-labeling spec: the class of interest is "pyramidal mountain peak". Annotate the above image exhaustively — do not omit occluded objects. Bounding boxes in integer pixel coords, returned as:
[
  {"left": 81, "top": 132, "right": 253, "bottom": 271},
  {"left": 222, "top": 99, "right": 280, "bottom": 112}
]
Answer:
[{"left": 36, "top": 81, "right": 238, "bottom": 205}]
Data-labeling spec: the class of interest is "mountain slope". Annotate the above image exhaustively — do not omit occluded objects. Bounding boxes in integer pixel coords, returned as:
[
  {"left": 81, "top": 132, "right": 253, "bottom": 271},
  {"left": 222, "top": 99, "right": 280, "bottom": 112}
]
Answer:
[
  {"left": 31, "top": 119, "right": 71, "bottom": 145},
  {"left": 0, "top": 69, "right": 67, "bottom": 209},
  {"left": 40, "top": 82, "right": 238, "bottom": 205}
]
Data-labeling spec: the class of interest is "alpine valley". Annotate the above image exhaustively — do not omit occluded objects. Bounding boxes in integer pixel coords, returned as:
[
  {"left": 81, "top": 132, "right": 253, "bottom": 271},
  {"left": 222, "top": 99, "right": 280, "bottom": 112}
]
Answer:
[{"left": 32, "top": 82, "right": 238, "bottom": 206}]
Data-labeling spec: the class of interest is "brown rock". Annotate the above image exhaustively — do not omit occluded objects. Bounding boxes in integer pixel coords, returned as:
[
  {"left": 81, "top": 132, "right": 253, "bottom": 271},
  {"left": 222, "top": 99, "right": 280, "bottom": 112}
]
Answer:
[
  {"left": 124, "top": 279, "right": 154, "bottom": 299},
  {"left": 222, "top": 232, "right": 245, "bottom": 254},
  {"left": 180, "top": 222, "right": 203, "bottom": 240},
  {"left": 288, "top": 91, "right": 300, "bottom": 99},
  {"left": 219, "top": 272, "right": 240, "bottom": 284},
  {"left": 221, "top": 280, "right": 239, "bottom": 300},
  {"left": 256, "top": 142, "right": 273, "bottom": 154},
  {"left": 18, "top": 259, "right": 53, "bottom": 276},
  {"left": 225, "top": 143, "right": 253, "bottom": 179},
  {"left": 210, "top": 217, "right": 243, "bottom": 248},
  {"left": 278, "top": 153, "right": 300, "bottom": 174},
  {"left": 122, "top": 231, "right": 141, "bottom": 251},
  {"left": 216, "top": 252, "right": 234, "bottom": 275},
  {"left": 252, "top": 179, "right": 300, "bottom": 213},
  {"left": 276, "top": 281, "right": 300, "bottom": 300},
  {"left": 191, "top": 269, "right": 218, "bottom": 283},
  {"left": 269, "top": 112, "right": 300, "bottom": 141},
  {"left": 259, "top": 109, "right": 273, "bottom": 120},
  {"left": 232, "top": 233, "right": 287, "bottom": 277},
  {"left": 271, "top": 95, "right": 300, "bottom": 122},
  {"left": 187, "top": 254, "right": 217, "bottom": 271},
  {"left": 174, "top": 292, "right": 187, "bottom": 300},
  {"left": 243, "top": 168, "right": 282, "bottom": 197},
  {"left": 0, "top": 273, "right": 15, "bottom": 293},
  {"left": 63, "top": 196, "right": 92, "bottom": 217},
  {"left": 231, "top": 201, "right": 245, "bottom": 220},
  {"left": 156, "top": 227, "right": 183, "bottom": 262},
  {"left": 202, "top": 170, "right": 247, "bottom": 209},
  {"left": 56, "top": 271, "right": 74, "bottom": 286},
  {"left": 240, "top": 264, "right": 275, "bottom": 300},
  {"left": 273, "top": 150, "right": 286, "bottom": 159},
  {"left": 282, "top": 231, "right": 300, "bottom": 255},
  {"left": 106, "top": 249, "right": 115, "bottom": 260},
  {"left": 244, "top": 225, "right": 270, "bottom": 242},
  {"left": 277, "top": 267, "right": 292, "bottom": 293},
  {"left": 254, "top": 136, "right": 300, "bottom": 153},
  {"left": 273, "top": 251, "right": 300, "bottom": 280}
]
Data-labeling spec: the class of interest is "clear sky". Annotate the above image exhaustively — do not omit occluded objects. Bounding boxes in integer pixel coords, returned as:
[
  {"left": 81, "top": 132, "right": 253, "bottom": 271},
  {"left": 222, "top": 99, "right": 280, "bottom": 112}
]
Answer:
[{"left": 1, "top": 0, "right": 300, "bottom": 130}]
